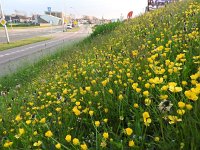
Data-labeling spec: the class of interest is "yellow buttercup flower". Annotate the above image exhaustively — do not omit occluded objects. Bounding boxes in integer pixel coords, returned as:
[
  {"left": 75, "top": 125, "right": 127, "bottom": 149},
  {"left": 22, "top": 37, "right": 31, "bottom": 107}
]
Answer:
[
  {"left": 19, "top": 128, "right": 25, "bottom": 135},
  {"left": 177, "top": 109, "right": 185, "bottom": 115},
  {"left": 178, "top": 101, "right": 185, "bottom": 109},
  {"left": 169, "top": 86, "right": 182, "bottom": 93},
  {"left": 186, "top": 104, "right": 193, "bottom": 110},
  {"left": 103, "top": 132, "right": 109, "bottom": 139},
  {"left": 108, "top": 89, "right": 113, "bottom": 94},
  {"left": 47, "top": 92, "right": 51, "bottom": 96},
  {"left": 33, "top": 141, "right": 42, "bottom": 147},
  {"left": 145, "top": 83, "right": 150, "bottom": 88},
  {"left": 118, "top": 94, "right": 124, "bottom": 100},
  {"left": 72, "top": 106, "right": 81, "bottom": 116},
  {"left": 154, "top": 137, "right": 160, "bottom": 142},
  {"left": 133, "top": 103, "right": 139, "bottom": 108},
  {"left": 76, "top": 101, "right": 80, "bottom": 106},
  {"left": 39, "top": 118, "right": 46, "bottom": 123},
  {"left": 89, "top": 110, "right": 94, "bottom": 116},
  {"left": 65, "top": 134, "right": 72, "bottom": 142},
  {"left": 149, "top": 77, "right": 163, "bottom": 84},
  {"left": 15, "top": 114, "right": 22, "bottom": 122},
  {"left": 104, "top": 108, "right": 109, "bottom": 113},
  {"left": 143, "top": 112, "right": 151, "bottom": 126},
  {"left": 185, "top": 90, "right": 198, "bottom": 101},
  {"left": 125, "top": 128, "right": 133, "bottom": 136},
  {"left": 136, "top": 88, "right": 141, "bottom": 93},
  {"left": 91, "top": 80, "right": 96, "bottom": 84},
  {"left": 55, "top": 143, "right": 61, "bottom": 149},
  {"left": 3, "top": 141, "right": 13, "bottom": 148},
  {"left": 33, "top": 131, "right": 38, "bottom": 135},
  {"left": 145, "top": 98, "right": 151, "bottom": 106},
  {"left": 182, "top": 81, "right": 187, "bottom": 86},
  {"left": 159, "top": 95, "right": 168, "bottom": 100},
  {"left": 26, "top": 120, "right": 31, "bottom": 125},
  {"left": 94, "top": 91, "right": 99, "bottom": 96},
  {"left": 102, "top": 79, "right": 108, "bottom": 86},
  {"left": 143, "top": 112, "right": 150, "bottom": 118},
  {"left": 161, "top": 85, "right": 168, "bottom": 91},
  {"left": 143, "top": 91, "right": 149, "bottom": 97},
  {"left": 168, "top": 115, "right": 182, "bottom": 124},
  {"left": 95, "top": 121, "right": 100, "bottom": 127},
  {"left": 127, "top": 72, "right": 131, "bottom": 77},
  {"left": 85, "top": 86, "right": 91, "bottom": 91},
  {"left": 132, "top": 50, "right": 138, "bottom": 56},
  {"left": 45, "top": 130, "right": 53, "bottom": 138},
  {"left": 128, "top": 140, "right": 135, "bottom": 147},
  {"left": 73, "top": 138, "right": 80, "bottom": 145},
  {"left": 63, "top": 89, "right": 68, "bottom": 94},
  {"left": 168, "top": 82, "right": 177, "bottom": 87},
  {"left": 80, "top": 143, "right": 88, "bottom": 150},
  {"left": 132, "top": 83, "right": 138, "bottom": 89}
]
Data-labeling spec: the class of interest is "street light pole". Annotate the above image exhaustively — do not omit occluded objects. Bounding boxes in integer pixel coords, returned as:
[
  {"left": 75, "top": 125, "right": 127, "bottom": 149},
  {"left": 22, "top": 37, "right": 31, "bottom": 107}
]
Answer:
[
  {"left": 0, "top": 2, "right": 10, "bottom": 43},
  {"left": 62, "top": 3, "right": 65, "bottom": 32},
  {"left": 70, "top": 7, "right": 77, "bottom": 19}
]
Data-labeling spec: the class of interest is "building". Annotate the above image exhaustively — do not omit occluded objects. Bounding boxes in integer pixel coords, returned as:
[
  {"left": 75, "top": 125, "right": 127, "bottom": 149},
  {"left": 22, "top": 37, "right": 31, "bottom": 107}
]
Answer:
[
  {"left": 38, "top": 15, "right": 62, "bottom": 26},
  {"left": 45, "top": 11, "right": 71, "bottom": 25},
  {"left": 5, "top": 14, "right": 31, "bottom": 23},
  {"left": 45, "top": 11, "right": 64, "bottom": 18},
  {"left": 82, "top": 15, "right": 99, "bottom": 24}
]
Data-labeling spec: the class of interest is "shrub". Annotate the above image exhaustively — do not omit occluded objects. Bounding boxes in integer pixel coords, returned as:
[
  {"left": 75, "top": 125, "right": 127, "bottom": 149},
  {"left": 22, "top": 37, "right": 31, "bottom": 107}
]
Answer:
[{"left": 90, "top": 21, "right": 122, "bottom": 38}]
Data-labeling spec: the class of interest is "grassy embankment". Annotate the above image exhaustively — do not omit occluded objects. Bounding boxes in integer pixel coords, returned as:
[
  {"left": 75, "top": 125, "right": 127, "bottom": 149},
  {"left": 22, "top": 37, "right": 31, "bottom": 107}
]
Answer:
[
  {"left": 0, "top": 36, "right": 52, "bottom": 51},
  {"left": 0, "top": 0, "right": 200, "bottom": 149}
]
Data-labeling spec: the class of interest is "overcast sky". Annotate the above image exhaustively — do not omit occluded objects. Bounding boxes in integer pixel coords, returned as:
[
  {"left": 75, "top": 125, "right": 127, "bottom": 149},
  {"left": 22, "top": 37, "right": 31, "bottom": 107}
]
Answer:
[{"left": 1, "top": 0, "right": 147, "bottom": 19}]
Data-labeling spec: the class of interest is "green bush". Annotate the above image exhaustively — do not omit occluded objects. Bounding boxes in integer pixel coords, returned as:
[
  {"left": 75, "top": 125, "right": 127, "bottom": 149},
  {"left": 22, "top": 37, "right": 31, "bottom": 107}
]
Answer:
[{"left": 90, "top": 21, "right": 122, "bottom": 38}]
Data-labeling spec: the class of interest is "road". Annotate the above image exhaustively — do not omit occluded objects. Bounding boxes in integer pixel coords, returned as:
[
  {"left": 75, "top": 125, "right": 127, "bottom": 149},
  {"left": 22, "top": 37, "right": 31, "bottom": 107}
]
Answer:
[
  {"left": 0, "top": 24, "right": 92, "bottom": 77},
  {"left": 0, "top": 26, "right": 63, "bottom": 43}
]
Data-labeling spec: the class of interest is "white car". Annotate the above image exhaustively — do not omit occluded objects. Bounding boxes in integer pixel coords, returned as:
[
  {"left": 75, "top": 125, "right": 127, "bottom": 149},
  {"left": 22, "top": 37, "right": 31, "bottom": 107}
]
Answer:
[{"left": 67, "top": 24, "right": 72, "bottom": 29}]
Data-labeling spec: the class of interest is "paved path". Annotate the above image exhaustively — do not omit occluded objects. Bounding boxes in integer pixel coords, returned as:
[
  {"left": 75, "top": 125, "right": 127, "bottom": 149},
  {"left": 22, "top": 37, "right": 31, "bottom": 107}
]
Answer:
[{"left": 0, "top": 25, "right": 92, "bottom": 77}]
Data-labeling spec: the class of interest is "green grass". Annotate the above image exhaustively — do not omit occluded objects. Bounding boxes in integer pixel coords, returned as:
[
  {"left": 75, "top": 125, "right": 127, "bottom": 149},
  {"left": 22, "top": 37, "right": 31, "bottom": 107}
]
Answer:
[
  {"left": 0, "top": 0, "right": 200, "bottom": 149},
  {"left": 90, "top": 21, "right": 122, "bottom": 38},
  {"left": 0, "top": 41, "right": 83, "bottom": 90},
  {"left": 0, "top": 36, "right": 52, "bottom": 51}
]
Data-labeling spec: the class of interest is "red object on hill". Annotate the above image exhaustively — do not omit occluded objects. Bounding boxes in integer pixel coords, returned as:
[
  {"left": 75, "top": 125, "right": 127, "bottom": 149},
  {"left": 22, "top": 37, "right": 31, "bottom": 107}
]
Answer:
[{"left": 127, "top": 11, "right": 133, "bottom": 19}]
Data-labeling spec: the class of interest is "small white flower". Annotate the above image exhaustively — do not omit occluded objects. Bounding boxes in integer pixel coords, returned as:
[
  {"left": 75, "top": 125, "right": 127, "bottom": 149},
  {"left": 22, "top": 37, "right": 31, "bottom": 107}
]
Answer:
[
  {"left": 158, "top": 100, "right": 173, "bottom": 113},
  {"left": 119, "top": 116, "right": 124, "bottom": 120},
  {"left": 15, "top": 84, "right": 21, "bottom": 90}
]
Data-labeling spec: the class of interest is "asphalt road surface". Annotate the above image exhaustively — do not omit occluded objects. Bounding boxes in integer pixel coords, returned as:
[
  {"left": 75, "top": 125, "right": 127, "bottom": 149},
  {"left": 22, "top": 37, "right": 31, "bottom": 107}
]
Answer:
[
  {"left": 0, "top": 26, "right": 64, "bottom": 43},
  {"left": 0, "top": 24, "right": 92, "bottom": 77}
]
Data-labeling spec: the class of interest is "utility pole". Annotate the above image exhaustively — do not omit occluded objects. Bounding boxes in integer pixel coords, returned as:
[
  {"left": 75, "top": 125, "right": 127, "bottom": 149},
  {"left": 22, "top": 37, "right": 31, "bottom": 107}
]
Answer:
[{"left": 0, "top": 2, "right": 10, "bottom": 43}]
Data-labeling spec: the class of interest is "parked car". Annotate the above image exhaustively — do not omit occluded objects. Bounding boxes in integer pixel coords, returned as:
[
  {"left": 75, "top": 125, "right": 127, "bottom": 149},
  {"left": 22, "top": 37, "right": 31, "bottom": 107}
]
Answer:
[{"left": 67, "top": 24, "right": 72, "bottom": 29}]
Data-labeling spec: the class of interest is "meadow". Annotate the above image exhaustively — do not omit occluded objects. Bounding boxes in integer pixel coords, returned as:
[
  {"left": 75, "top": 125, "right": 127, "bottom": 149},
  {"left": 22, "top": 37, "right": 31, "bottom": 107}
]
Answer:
[{"left": 0, "top": 0, "right": 200, "bottom": 149}]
